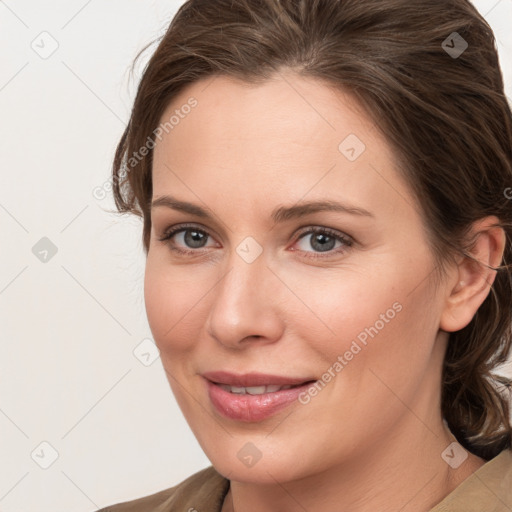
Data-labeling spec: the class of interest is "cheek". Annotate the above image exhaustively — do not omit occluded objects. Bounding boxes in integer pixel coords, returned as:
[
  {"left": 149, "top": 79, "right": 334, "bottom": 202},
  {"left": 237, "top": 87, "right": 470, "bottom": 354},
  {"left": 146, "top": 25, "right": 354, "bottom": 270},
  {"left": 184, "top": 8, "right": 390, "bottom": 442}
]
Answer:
[
  {"left": 310, "top": 289, "right": 405, "bottom": 372},
  {"left": 326, "top": 285, "right": 440, "bottom": 414},
  {"left": 280, "top": 264, "right": 403, "bottom": 340},
  {"left": 143, "top": 257, "right": 205, "bottom": 353},
  {"left": 299, "top": 267, "right": 438, "bottom": 383}
]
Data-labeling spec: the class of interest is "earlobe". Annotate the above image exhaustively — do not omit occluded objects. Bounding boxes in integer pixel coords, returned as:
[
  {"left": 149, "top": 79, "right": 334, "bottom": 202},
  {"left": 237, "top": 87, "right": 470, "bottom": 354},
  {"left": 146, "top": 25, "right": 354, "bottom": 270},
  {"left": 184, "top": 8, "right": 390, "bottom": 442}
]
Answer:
[{"left": 440, "top": 217, "right": 506, "bottom": 333}]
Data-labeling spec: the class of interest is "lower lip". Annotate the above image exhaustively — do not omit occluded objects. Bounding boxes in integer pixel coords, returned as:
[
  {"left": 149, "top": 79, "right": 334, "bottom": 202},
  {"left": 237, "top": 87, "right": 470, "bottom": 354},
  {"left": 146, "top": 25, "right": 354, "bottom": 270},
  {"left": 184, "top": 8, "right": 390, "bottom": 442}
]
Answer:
[{"left": 205, "top": 379, "right": 317, "bottom": 422}]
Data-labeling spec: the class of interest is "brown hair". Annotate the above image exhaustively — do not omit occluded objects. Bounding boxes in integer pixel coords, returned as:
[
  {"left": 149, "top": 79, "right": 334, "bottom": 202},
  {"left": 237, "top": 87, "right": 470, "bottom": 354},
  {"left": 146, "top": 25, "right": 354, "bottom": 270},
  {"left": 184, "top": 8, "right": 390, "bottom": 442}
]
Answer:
[{"left": 111, "top": 0, "right": 512, "bottom": 460}]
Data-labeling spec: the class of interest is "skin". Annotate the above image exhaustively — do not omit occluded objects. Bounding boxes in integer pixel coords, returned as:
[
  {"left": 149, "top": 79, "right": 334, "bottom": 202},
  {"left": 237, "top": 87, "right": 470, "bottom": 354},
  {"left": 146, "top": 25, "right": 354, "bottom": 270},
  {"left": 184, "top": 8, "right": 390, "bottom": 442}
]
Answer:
[{"left": 145, "top": 71, "right": 505, "bottom": 512}]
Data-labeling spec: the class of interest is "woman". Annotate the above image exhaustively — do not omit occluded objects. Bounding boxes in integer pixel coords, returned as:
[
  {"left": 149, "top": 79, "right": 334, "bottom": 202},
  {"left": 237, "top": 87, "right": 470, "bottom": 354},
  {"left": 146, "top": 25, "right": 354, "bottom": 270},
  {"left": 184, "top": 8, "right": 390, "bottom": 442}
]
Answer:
[{"left": 97, "top": 0, "right": 512, "bottom": 510}]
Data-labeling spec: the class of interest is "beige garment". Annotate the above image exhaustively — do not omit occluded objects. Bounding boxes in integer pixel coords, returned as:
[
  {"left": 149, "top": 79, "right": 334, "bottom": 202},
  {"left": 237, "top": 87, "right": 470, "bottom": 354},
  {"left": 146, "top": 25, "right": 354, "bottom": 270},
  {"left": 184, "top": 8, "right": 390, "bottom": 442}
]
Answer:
[{"left": 96, "top": 448, "right": 512, "bottom": 512}]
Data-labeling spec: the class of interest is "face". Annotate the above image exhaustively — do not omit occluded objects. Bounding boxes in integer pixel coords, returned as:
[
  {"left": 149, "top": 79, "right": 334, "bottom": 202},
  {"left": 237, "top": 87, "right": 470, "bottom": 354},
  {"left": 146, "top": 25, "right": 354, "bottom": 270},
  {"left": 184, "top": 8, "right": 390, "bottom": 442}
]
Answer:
[{"left": 145, "top": 72, "right": 451, "bottom": 483}]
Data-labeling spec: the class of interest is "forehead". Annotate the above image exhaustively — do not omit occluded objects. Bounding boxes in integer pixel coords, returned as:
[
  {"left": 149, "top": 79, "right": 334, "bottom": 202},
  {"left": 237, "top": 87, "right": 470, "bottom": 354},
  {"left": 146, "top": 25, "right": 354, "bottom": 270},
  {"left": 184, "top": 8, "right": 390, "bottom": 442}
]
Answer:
[
  {"left": 151, "top": 72, "right": 413, "bottom": 224},
  {"left": 154, "top": 71, "right": 378, "bottom": 161}
]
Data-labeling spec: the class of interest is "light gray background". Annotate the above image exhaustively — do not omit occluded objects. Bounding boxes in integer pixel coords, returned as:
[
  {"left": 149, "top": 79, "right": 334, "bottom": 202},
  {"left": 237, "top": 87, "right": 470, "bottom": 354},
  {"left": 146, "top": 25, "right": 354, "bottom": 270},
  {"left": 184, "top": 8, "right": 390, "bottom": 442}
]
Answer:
[{"left": 0, "top": 1, "right": 511, "bottom": 511}]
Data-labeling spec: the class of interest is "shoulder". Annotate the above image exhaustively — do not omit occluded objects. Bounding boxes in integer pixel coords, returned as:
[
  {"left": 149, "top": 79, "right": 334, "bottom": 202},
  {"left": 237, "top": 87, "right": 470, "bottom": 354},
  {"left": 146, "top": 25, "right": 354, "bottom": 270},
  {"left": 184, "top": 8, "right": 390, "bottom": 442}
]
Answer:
[
  {"left": 95, "top": 465, "right": 230, "bottom": 512},
  {"left": 430, "top": 448, "right": 512, "bottom": 511}
]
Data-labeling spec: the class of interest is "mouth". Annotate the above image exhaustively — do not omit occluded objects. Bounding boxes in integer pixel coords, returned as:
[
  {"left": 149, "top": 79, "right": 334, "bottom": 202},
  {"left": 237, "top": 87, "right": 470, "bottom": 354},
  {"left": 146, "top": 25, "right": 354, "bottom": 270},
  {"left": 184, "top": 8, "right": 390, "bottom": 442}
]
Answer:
[{"left": 203, "top": 376, "right": 318, "bottom": 422}]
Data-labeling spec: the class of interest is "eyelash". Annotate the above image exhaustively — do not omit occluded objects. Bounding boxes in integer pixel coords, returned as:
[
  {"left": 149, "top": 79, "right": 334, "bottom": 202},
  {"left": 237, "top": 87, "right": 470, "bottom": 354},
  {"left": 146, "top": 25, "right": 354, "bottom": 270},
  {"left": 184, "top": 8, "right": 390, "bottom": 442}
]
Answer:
[{"left": 157, "top": 223, "right": 353, "bottom": 259}]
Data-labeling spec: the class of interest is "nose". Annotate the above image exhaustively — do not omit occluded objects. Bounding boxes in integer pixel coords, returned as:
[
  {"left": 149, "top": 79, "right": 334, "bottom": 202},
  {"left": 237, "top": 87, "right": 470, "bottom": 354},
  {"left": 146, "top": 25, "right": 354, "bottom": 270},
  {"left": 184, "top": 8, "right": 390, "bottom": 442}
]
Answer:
[{"left": 205, "top": 248, "right": 284, "bottom": 350}]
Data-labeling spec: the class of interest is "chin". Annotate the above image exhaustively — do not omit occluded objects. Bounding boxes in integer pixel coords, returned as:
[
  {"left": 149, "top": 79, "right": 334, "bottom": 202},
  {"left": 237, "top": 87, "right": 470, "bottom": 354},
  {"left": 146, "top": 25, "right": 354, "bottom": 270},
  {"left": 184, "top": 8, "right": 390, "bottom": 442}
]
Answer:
[{"left": 207, "top": 448, "right": 311, "bottom": 484}]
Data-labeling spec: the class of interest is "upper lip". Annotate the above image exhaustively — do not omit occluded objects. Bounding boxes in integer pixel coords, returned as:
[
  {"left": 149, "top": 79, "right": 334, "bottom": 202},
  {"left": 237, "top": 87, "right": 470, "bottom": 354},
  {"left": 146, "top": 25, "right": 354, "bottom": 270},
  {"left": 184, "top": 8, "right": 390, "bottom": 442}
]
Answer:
[{"left": 202, "top": 371, "right": 316, "bottom": 387}]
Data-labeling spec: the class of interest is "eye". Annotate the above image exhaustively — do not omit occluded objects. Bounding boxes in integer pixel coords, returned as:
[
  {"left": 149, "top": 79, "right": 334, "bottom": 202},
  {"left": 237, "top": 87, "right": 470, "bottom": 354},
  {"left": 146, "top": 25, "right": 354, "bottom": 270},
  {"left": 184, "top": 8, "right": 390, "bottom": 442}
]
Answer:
[
  {"left": 157, "top": 223, "right": 353, "bottom": 259},
  {"left": 157, "top": 223, "right": 218, "bottom": 254},
  {"left": 291, "top": 226, "right": 352, "bottom": 258}
]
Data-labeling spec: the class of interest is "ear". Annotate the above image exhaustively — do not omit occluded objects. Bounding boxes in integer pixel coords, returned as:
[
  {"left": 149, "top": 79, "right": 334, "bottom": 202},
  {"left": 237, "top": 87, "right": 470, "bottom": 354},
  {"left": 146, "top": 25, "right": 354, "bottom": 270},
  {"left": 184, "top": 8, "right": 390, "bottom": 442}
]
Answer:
[{"left": 440, "top": 216, "right": 506, "bottom": 333}]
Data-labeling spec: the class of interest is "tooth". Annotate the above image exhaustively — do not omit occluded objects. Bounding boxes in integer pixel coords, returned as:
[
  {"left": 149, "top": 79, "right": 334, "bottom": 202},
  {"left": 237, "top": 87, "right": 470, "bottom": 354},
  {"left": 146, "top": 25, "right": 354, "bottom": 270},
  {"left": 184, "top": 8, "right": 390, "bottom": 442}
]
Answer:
[
  {"left": 217, "top": 383, "right": 299, "bottom": 395},
  {"left": 245, "top": 386, "right": 267, "bottom": 395}
]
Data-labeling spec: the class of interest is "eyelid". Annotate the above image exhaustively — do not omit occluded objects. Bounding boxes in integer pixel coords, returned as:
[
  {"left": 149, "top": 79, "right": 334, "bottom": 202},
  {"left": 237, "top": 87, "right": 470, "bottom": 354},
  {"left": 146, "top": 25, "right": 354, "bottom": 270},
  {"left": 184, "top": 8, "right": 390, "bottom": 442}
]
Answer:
[{"left": 294, "top": 225, "right": 353, "bottom": 243}]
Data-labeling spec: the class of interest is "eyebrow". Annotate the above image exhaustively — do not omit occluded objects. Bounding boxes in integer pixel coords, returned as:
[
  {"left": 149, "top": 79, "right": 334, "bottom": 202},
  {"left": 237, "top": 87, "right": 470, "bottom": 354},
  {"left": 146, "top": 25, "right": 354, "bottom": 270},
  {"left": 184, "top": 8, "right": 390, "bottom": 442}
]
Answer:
[{"left": 151, "top": 195, "right": 374, "bottom": 223}]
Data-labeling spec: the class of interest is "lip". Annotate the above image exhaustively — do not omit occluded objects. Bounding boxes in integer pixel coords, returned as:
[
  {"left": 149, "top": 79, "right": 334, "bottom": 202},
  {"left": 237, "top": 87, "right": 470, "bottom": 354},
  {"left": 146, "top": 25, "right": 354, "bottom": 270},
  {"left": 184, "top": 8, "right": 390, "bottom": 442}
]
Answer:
[
  {"left": 201, "top": 370, "right": 315, "bottom": 387},
  {"left": 203, "top": 374, "right": 318, "bottom": 422}
]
